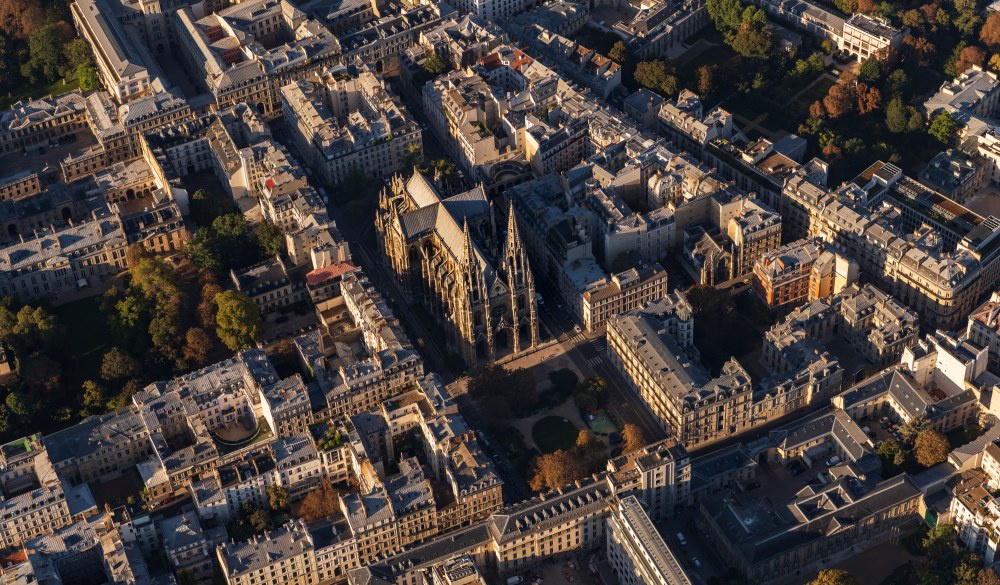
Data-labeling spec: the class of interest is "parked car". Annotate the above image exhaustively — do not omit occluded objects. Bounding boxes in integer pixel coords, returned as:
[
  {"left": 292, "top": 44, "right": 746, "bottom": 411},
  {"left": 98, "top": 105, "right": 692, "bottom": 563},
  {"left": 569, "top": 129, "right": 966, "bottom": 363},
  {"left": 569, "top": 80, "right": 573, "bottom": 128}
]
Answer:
[
  {"left": 826, "top": 455, "right": 841, "bottom": 467},
  {"left": 691, "top": 556, "right": 702, "bottom": 569}
]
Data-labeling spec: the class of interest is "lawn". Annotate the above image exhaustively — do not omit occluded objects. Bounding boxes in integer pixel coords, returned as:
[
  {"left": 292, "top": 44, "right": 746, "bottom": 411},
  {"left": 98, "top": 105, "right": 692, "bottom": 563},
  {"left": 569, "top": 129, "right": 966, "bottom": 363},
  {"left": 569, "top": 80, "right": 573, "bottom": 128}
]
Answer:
[
  {"left": 0, "top": 78, "right": 81, "bottom": 110},
  {"left": 531, "top": 416, "right": 580, "bottom": 454},
  {"left": 51, "top": 295, "right": 113, "bottom": 389}
]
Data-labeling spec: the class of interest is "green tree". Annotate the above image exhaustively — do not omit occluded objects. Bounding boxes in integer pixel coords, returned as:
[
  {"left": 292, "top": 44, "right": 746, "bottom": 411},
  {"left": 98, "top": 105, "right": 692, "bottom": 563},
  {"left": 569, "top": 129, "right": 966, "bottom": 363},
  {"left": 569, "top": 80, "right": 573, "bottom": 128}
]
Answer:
[
  {"left": 887, "top": 69, "right": 909, "bottom": 97},
  {"left": 248, "top": 508, "right": 272, "bottom": 532},
  {"left": 21, "top": 25, "right": 63, "bottom": 83},
  {"left": 214, "top": 290, "right": 263, "bottom": 351},
  {"left": 267, "top": 485, "right": 289, "bottom": 513},
  {"left": 62, "top": 38, "right": 93, "bottom": 71},
  {"left": 730, "top": 6, "right": 773, "bottom": 59},
  {"left": 886, "top": 97, "right": 908, "bottom": 133},
  {"left": 633, "top": 60, "right": 678, "bottom": 96},
  {"left": 929, "top": 112, "right": 958, "bottom": 144},
  {"left": 77, "top": 65, "right": 99, "bottom": 90},
  {"left": 422, "top": 50, "right": 447, "bottom": 75},
  {"left": 858, "top": 56, "right": 882, "bottom": 83},
  {"left": 5, "top": 391, "right": 29, "bottom": 417},
  {"left": 707, "top": 0, "right": 744, "bottom": 33},
  {"left": 81, "top": 380, "right": 107, "bottom": 415},
  {"left": 922, "top": 523, "right": 955, "bottom": 567},
  {"left": 185, "top": 229, "right": 221, "bottom": 274},
  {"left": 256, "top": 222, "right": 286, "bottom": 258}
]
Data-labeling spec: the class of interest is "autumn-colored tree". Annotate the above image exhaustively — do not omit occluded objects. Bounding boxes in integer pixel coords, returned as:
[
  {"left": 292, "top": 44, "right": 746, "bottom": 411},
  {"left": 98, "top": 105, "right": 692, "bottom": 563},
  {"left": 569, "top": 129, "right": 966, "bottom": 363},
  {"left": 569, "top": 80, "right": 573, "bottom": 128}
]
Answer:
[
  {"left": 914, "top": 429, "right": 950, "bottom": 468},
  {"left": 901, "top": 9, "right": 924, "bottom": 30},
  {"left": 622, "top": 423, "right": 647, "bottom": 453},
  {"left": 855, "top": 0, "right": 877, "bottom": 13},
  {"left": 956, "top": 45, "right": 987, "bottom": 74},
  {"left": 198, "top": 282, "right": 224, "bottom": 329},
  {"left": 983, "top": 13, "right": 1000, "bottom": 51},
  {"left": 822, "top": 143, "right": 843, "bottom": 161},
  {"left": 609, "top": 41, "right": 628, "bottom": 64},
  {"left": 575, "top": 430, "right": 605, "bottom": 471},
  {"left": 990, "top": 54, "right": 1000, "bottom": 72},
  {"left": 529, "top": 449, "right": 586, "bottom": 492},
  {"left": 297, "top": 479, "right": 342, "bottom": 522},
  {"left": 809, "top": 100, "right": 827, "bottom": 119},
  {"left": 697, "top": 64, "right": 719, "bottom": 96},
  {"left": 182, "top": 327, "right": 214, "bottom": 366},
  {"left": 809, "top": 569, "right": 860, "bottom": 585},
  {"left": 902, "top": 36, "right": 936, "bottom": 65},
  {"left": 855, "top": 83, "right": 882, "bottom": 114},
  {"left": 101, "top": 347, "right": 139, "bottom": 382},
  {"left": 822, "top": 83, "right": 854, "bottom": 119},
  {"left": 980, "top": 568, "right": 1000, "bottom": 585},
  {"left": 0, "top": 0, "right": 47, "bottom": 40}
]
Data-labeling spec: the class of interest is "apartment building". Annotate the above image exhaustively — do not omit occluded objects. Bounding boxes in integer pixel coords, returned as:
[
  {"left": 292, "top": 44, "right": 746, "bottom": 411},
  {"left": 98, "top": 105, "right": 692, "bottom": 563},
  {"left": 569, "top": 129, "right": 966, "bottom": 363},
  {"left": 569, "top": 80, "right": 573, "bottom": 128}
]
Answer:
[
  {"left": 175, "top": 0, "right": 341, "bottom": 117},
  {"left": 607, "top": 496, "right": 693, "bottom": 585},
  {"left": 607, "top": 294, "right": 755, "bottom": 448},
  {"left": 702, "top": 473, "right": 921, "bottom": 583},
  {"left": 753, "top": 238, "right": 822, "bottom": 307},
  {"left": 781, "top": 166, "right": 1000, "bottom": 331},
  {"left": 70, "top": 0, "right": 159, "bottom": 103},
  {"left": 567, "top": 260, "right": 668, "bottom": 332},
  {"left": 0, "top": 92, "right": 89, "bottom": 155},
  {"left": 217, "top": 521, "right": 319, "bottom": 585},
  {"left": 260, "top": 375, "right": 315, "bottom": 439},
  {"left": 967, "top": 292, "right": 1000, "bottom": 375},
  {"left": 0, "top": 443, "right": 75, "bottom": 549}
]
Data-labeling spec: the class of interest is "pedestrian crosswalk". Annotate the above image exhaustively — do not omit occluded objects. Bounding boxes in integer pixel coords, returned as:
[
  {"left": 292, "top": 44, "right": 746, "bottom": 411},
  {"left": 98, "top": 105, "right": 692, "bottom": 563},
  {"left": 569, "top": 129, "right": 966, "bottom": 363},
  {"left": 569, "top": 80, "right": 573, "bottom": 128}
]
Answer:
[
  {"left": 569, "top": 334, "right": 586, "bottom": 344},
  {"left": 591, "top": 339, "right": 607, "bottom": 353},
  {"left": 586, "top": 356, "right": 603, "bottom": 367}
]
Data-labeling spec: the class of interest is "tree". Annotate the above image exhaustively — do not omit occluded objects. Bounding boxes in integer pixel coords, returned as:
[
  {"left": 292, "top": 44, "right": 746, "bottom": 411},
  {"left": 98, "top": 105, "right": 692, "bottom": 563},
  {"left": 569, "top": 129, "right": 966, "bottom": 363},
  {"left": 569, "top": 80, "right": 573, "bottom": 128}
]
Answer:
[
  {"left": 929, "top": 112, "right": 958, "bottom": 144},
  {"left": 809, "top": 569, "right": 860, "bottom": 585},
  {"left": 697, "top": 64, "right": 719, "bottom": 96},
  {"left": 922, "top": 523, "right": 955, "bottom": 566},
  {"left": 855, "top": 83, "right": 882, "bottom": 114},
  {"left": 185, "top": 229, "right": 221, "bottom": 274},
  {"left": 248, "top": 508, "right": 272, "bottom": 532},
  {"left": 214, "top": 290, "right": 263, "bottom": 351},
  {"left": 983, "top": 13, "right": 1000, "bottom": 51},
  {"left": 876, "top": 438, "right": 902, "bottom": 465},
  {"left": 858, "top": 56, "right": 882, "bottom": 83},
  {"left": 575, "top": 429, "right": 604, "bottom": 470},
  {"left": 0, "top": 0, "right": 47, "bottom": 40},
  {"left": 77, "top": 65, "right": 99, "bottom": 90},
  {"left": 707, "top": 0, "right": 744, "bottom": 33},
  {"left": 954, "top": 0, "right": 981, "bottom": 38},
  {"left": 198, "top": 282, "right": 224, "bottom": 329},
  {"left": 622, "top": 423, "right": 647, "bottom": 453},
  {"left": 914, "top": 429, "right": 950, "bottom": 467},
  {"left": 886, "top": 97, "right": 908, "bottom": 133},
  {"left": 422, "top": 51, "right": 447, "bottom": 75},
  {"left": 21, "top": 23, "right": 73, "bottom": 84},
  {"left": 956, "top": 45, "right": 987, "bottom": 74},
  {"left": 609, "top": 41, "right": 629, "bottom": 64},
  {"left": 267, "top": 485, "right": 289, "bottom": 513},
  {"left": 402, "top": 143, "right": 422, "bottom": 168},
  {"left": 101, "top": 347, "right": 139, "bottom": 382},
  {"left": 63, "top": 38, "right": 93, "bottom": 71},
  {"left": 5, "top": 391, "right": 29, "bottom": 416},
  {"left": 887, "top": 69, "right": 909, "bottom": 96},
  {"left": 730, "top": 6, "right": 772, "bottom": 59},
  {"left": 297, "top": 479, "right": 341, "bottom": 521},
  {"left": 634, "top": 60, "right": 672, "bottom": 93},
  {"left": 822, "top": 82, "right": 854, "bottom": 119},
  {"left": 529, "top": 449, "right": 586, "bottom": 492},
  {"left": 979, "top": 569, "right": 1000, "bottom": 585},
  {"left": 81, "top": 380, "right": 107, "bottom": 415},
  {"left": 183, "top": 327, "right": 213, "bottom": 366},
  {"left": 256, "top": 222, "right": 286, "bottom": 258}
]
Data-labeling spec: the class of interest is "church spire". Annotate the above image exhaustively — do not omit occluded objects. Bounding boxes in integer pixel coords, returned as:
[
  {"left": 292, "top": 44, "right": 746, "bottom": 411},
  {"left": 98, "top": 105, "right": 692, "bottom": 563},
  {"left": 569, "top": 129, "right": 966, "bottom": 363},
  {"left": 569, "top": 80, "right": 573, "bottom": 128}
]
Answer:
[{"left": 505, "top": 202, "right": 531, "bottom": 287}]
